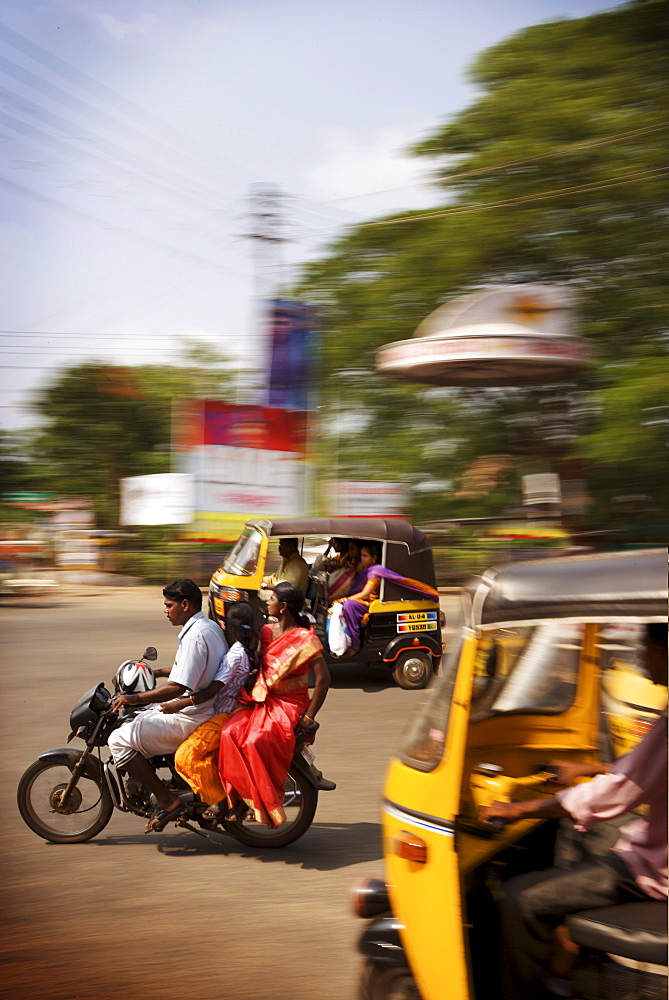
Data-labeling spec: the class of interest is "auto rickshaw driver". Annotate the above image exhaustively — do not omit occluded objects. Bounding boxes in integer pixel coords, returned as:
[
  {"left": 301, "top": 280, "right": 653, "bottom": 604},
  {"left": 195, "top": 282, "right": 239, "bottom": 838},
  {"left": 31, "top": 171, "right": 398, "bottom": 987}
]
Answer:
[{"left": 478, "top": 624, "right": 668, "bottom": 1000}]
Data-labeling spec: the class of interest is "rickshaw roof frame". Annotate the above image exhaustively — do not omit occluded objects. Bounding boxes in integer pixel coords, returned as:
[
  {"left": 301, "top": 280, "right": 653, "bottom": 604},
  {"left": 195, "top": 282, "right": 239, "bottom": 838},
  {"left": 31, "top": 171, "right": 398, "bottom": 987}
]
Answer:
[
  {"left": 245, "top": 518, "right": 431, "bottom": 554},
  {"left": 468, "top": 548, "right": 668, "bottom": 631}
]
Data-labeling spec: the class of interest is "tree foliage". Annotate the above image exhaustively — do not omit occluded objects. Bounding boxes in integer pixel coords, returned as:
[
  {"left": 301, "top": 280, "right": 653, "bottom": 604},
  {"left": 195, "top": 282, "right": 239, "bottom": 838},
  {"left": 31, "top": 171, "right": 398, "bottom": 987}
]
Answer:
[
  {"left": 296, "top": 0, "right": 669, "bottom": 527},
  {"left": 23, "top": 343, "right": 236, "bottom": 527}
]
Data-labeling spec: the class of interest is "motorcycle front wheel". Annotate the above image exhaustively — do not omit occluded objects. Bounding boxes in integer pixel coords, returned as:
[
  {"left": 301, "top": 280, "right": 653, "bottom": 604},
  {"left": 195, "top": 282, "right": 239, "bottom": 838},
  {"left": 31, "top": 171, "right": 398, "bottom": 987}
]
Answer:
[
  {"left": 17, "top": 758, "right": 114, "bottom": 843},
  {"left": 227, "top": 764, "right": 317, "bottom": 848}
]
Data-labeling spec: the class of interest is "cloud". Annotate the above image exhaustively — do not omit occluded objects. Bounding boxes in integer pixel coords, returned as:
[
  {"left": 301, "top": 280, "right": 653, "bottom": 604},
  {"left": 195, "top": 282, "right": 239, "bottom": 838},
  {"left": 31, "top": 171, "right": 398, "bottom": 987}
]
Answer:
[
  {"left": 97, "top": 11, "right": 158, "bottom": 40},
  {"left": 305, "top": 126, "right": 442, "bottom": 219}
]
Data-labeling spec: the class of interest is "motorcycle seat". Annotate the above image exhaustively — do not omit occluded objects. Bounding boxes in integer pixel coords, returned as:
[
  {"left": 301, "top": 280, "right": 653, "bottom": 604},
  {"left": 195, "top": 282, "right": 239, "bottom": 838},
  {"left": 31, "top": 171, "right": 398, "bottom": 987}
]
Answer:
[{"left": 566, "top": 902, "right": 668, "bottom": 966}]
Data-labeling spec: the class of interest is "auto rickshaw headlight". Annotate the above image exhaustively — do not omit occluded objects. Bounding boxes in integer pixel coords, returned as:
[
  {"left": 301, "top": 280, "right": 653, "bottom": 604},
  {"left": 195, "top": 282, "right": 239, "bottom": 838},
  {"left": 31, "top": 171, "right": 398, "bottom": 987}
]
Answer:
[
  {"left": 393, "top": 831, "right": 428, "bottom": 864},
  {"left": 220, "top": 587, "right": 248, "bottom": 602},
  {"left": 351, "top": 877, "right": 390, "bottom": 918}
]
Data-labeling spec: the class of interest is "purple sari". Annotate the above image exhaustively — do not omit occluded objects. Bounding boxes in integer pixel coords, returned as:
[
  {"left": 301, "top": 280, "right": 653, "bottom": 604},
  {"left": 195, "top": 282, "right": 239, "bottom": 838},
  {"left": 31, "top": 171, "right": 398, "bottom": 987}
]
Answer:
[{"left": 342, "top": 565, "right": 439, "bottom": 647}]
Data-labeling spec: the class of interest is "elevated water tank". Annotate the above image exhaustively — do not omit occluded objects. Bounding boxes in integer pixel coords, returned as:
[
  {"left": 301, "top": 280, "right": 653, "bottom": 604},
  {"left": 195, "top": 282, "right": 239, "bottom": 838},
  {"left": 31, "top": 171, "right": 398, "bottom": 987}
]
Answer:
[{"left": 376, "top": 285, "right": 591, "bottom": 386}]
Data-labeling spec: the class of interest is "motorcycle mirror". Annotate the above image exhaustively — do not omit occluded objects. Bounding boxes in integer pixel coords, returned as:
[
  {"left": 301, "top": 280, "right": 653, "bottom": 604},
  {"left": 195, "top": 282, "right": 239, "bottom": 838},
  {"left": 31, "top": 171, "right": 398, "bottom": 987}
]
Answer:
[{"left": 143, "top": 646, "right": 158, "bottom": 661}]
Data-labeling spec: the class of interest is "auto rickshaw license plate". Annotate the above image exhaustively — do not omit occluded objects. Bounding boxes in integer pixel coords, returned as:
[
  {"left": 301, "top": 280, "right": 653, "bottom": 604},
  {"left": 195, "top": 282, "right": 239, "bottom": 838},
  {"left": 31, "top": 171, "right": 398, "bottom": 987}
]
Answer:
[{"left": 396, "top": 611, "right": 438, "bottom": 632}]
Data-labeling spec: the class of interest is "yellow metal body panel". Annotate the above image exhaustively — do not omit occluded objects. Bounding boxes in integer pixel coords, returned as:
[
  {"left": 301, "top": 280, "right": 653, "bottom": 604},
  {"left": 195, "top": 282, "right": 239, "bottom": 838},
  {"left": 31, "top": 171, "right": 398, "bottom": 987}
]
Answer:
[
  {"left": 368, "top": 599, "right": 440, "bottom": 615},
  {"left": 381, "top": 625, "right": 605, "bottom": 1000},
  {"left": 383, "top": 632, "right": 478, "bottom": 1000},
  {"left": 602, "top": 665, "right": 667, "bottom": 758}
]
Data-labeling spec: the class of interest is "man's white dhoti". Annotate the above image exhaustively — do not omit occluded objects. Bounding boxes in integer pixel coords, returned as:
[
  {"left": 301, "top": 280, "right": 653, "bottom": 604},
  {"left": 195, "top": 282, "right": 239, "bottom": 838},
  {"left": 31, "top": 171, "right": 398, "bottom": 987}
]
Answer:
[{"left": 108, "top": 708, "right": 201, "bottom": 767}]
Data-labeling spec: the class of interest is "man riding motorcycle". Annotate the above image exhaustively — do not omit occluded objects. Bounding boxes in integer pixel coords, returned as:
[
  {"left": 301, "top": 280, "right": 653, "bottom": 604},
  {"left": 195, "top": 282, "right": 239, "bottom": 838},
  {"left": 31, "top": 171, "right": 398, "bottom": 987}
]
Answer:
[{"left": 109, "top": 578, "right": 227, "bottom": 831}]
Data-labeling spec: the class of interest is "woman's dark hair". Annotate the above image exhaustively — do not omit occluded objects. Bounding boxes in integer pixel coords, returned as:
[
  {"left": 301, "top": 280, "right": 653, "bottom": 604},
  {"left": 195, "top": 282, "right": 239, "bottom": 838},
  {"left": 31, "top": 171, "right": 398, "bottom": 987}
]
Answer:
[
  {"left": 361, "top": 541, "right": 380, "bottom": 562},
  {"left": 162, "top": 578, "right": 202, "bottom": 610},
  {"left": 274, "top": 581, "right": 309, "bottom": 627},
  {"left": 226, "top": 602, "right": 258, "bottom": 659}
]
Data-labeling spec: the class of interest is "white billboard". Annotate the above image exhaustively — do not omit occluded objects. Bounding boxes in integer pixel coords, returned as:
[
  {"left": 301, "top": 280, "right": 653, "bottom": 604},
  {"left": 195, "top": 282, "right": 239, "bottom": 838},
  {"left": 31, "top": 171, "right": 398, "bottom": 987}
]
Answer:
[
  {"left": 182, "top": 446, "right": 307, "bottom": 518},
  {"left": 120, "top": 473, "right": 195, "bottom": 526},
  {"left": 324, "top": 481, "right": 408, "bottom": 517}
]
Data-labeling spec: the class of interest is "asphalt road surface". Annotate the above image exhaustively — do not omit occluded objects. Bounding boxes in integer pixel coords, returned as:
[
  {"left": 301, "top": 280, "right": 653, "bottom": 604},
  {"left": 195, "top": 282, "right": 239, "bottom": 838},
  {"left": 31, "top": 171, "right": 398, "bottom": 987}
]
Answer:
[{"left": 1, "top": 586, "right": 455, "bottom": 1000}]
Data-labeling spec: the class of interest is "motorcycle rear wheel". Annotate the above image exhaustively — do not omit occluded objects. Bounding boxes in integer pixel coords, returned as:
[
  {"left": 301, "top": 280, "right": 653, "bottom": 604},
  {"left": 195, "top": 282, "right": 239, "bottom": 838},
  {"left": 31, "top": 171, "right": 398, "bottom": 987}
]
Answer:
[
  {"left": 227, "top": 764, "right": 317, "bottom": 848},
  {"left": 17, "top": 758, "right": 114, "bottom": 843}
]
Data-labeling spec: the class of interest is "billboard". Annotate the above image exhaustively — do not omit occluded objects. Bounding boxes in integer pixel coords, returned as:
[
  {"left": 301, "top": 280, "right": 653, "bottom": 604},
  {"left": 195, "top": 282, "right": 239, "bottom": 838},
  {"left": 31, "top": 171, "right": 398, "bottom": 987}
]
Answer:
[
  {"left": 176, "top": 401, "right": 309, "bottom": 540},
  {"left": 266, "top": 299, "right": 317, "bottom": 410},
  {"left": 324, "top": 481, "right": 408, "bottom": 518},
  {"left": 120, "top": 473, "right": 195, "bottom": 526}
]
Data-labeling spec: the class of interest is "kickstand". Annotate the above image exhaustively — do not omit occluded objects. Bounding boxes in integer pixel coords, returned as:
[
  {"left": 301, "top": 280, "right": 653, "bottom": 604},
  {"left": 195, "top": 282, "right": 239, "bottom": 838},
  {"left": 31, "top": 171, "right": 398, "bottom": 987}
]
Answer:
[{"left": 175, "top": 817, "right": 226, "bottom": 846}]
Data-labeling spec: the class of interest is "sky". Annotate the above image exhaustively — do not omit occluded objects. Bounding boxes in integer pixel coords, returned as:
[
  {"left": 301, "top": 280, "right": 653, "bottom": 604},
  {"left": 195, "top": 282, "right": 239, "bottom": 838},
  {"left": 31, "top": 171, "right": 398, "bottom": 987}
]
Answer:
[{"left": 1, "top": 0, "right": 616, "bottom": 430}]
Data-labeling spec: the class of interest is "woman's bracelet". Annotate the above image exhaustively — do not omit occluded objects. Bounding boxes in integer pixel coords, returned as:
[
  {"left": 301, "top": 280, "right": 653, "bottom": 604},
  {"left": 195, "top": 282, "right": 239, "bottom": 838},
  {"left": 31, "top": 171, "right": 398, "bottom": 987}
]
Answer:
[{"left": 303, "top": 713, "right": 315, "bottom": 724}]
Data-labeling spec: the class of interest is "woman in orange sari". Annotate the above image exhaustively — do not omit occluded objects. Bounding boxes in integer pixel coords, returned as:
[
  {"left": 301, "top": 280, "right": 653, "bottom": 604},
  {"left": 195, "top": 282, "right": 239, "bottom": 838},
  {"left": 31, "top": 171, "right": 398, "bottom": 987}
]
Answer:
[{"left": 218, "top": 581, "right": 331, "bottom": 828}]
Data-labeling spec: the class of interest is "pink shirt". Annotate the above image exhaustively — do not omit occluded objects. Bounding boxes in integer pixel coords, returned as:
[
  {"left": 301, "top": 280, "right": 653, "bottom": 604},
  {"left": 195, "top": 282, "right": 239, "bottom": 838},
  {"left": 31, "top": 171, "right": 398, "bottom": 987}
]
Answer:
[{"left": 557, "top": 715, "right": 668, "bottom": 899}]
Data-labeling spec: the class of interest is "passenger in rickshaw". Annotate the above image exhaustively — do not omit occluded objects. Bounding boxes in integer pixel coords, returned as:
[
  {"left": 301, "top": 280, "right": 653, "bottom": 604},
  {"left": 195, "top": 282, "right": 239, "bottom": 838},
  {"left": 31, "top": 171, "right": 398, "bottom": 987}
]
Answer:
[
  {"left": 333, "top": 542, "right": 441, "bottom": 654},
  {"left": 311, "top": 538, "right": 363, "bottom": 613},
  {"left": 480, "top": 625, "right": 668, "bottom": 1000},
  {"left": 325, "top": 538, "right": 361, "bottom": 604},
  {"left": 335, "top": 542, "right": 382, "bottom": 652},
  {"left": 347, "top": 538, "right": 364, "bottom": 573}
]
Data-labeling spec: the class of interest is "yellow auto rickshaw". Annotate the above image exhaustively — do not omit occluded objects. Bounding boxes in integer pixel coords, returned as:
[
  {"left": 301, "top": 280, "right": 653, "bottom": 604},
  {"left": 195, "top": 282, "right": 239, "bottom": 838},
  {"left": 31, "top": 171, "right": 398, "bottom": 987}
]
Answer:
[
  {"left": 353, "top": 547, "right": 667, "bottom": 1000},
  {"left": 208, "top": 518, "right": 444, "bottom": 689}
]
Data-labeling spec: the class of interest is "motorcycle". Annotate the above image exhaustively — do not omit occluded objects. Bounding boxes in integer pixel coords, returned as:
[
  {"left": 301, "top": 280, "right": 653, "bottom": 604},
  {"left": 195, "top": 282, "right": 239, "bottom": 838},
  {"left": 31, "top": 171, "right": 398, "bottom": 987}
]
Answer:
[{"left": 17, "top": 646, "right": 326, "bottom": 849}]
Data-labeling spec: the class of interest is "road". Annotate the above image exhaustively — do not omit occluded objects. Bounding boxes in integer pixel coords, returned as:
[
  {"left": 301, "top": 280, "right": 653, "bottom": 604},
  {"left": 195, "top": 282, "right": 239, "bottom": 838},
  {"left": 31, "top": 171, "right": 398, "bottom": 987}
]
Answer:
[{"left": 1, "top": 586, "right": 455, "bottom": 1000}]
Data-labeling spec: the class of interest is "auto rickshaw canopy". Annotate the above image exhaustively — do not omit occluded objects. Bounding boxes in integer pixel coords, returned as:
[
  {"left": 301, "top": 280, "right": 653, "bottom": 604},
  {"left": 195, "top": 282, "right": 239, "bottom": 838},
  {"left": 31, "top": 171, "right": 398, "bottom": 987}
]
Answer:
[
  {"left": 247, "top": 517, "right": 429, "bottom": 550},
  {"left": 246, "top": 517, "right": 438, "bottom": 601},
  {"left": 469, "top": 548, "right": 667, "bottom": 629}
]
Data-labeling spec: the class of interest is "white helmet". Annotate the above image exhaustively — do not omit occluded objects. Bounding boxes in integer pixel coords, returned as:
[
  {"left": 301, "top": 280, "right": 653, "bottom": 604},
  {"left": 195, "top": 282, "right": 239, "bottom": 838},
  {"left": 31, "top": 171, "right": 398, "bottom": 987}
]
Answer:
[{"left": 114, "top": 660, "right": 156, "bottom": 695}]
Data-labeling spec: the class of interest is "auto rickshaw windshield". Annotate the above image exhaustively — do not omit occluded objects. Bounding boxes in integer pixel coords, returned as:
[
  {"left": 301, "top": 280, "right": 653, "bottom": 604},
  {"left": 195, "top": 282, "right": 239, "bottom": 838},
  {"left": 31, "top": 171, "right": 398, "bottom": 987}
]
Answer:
[
  {"left": 222, "top": 527, "right": 263, "bottom": 576},
  {"left": 399, "top": 598, "right": 467, "bottom": 772},
  {"left": 469, "top": 622, "right": 582, "bottom": 723}
]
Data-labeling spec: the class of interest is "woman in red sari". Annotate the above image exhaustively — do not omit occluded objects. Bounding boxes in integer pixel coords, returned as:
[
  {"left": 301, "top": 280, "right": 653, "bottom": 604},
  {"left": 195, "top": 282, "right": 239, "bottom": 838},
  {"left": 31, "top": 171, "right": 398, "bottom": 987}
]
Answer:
[{"left": 218, "top": 582, "right": 330, "bottom": 828}]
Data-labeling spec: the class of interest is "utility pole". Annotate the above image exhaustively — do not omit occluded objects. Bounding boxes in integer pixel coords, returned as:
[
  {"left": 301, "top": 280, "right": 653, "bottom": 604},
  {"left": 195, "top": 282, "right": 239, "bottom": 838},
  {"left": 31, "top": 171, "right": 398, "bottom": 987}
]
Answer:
[{"left": 243, "top": 184, "right": 289, "bottom": 399}]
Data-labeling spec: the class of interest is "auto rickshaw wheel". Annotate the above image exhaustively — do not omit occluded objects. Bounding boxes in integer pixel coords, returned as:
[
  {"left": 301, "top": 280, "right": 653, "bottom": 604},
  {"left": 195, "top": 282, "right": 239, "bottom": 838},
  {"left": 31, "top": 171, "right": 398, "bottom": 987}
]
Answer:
[
  {"left": 392, "top": 650, "right": 433, "bottom": 690},
  {"left": 359, "top": 962, "right": 420, "bottom": 1000}
]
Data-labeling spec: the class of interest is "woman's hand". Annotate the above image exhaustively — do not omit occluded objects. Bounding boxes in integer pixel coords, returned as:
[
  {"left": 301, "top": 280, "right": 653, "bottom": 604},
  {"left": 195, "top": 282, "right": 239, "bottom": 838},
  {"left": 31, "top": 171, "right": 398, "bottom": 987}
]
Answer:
[{"left": 296, "top": 713, "right": 318, "bottom": 735}]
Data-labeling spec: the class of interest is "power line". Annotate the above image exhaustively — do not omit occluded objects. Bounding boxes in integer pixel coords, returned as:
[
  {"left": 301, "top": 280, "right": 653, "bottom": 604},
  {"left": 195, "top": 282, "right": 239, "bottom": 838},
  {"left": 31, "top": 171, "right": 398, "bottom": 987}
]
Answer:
[
  {"left": 1, "top": 22, "right": 261, "bottom": 189},
  {"left": 0, "top": 330, "right": 203, "bottom": 338},
  {"left": 0, "top": 175, "right": 245, "bottom": 274},
  {"left": 301, "top": 122, "right": 669, "bottom": 208},
  {"left": 287, "top": 165, "right": 669, "bottom": 238}
]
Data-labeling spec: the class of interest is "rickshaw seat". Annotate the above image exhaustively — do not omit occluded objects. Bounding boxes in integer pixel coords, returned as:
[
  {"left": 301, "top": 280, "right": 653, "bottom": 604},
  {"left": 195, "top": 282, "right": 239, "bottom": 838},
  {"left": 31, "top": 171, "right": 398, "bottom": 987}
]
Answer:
[
  {"left": 304, "top": 575, "right": 317, "bottom": 607},
  {"left": 566, "top": 902, "right": 668, "bottom": 966}
]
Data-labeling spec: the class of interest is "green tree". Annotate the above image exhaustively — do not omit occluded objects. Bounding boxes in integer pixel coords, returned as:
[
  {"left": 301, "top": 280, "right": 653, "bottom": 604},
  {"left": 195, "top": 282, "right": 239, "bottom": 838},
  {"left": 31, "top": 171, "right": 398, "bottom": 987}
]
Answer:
[
  {"left": 297, "top": 0, "right": 669, "bottom": 527},
  {"left": 25, "top": 343, "right": 237, "bottom": 527}
]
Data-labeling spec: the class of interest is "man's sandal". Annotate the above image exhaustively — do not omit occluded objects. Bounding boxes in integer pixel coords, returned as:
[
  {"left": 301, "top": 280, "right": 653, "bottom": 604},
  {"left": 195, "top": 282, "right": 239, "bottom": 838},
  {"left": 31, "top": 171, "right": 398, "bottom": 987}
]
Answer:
[{"left": 145, "top": 800, "right": 186, "bottom": 833}]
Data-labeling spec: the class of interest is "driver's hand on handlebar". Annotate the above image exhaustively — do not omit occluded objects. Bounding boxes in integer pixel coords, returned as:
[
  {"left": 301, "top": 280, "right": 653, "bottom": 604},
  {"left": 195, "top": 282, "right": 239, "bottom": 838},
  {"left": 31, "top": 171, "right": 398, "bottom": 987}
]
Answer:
[
  {"left": 478, "top": 800, "right": 523, "bottom": 826},
  {"left": 545, "top": 759, "right": 609, "bottom": 786},
  {"left": 112, "top": 693, "right": 137, "bottom": 713}
]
